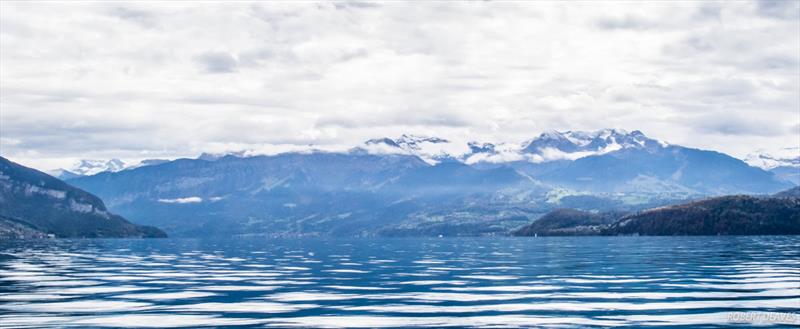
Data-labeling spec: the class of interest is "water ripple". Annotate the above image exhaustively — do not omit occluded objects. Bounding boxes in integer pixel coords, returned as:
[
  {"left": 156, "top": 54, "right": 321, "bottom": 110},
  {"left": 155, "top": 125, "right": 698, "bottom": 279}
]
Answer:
[{"left": 1, "top": 236, "right": 799, "bottom": 328}]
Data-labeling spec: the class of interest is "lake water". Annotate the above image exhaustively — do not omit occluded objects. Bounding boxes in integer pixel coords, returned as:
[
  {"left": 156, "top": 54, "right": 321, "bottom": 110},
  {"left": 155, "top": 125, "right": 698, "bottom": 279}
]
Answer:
[{"left": 0, "top": 236, "right": 798, "bottom": 328}]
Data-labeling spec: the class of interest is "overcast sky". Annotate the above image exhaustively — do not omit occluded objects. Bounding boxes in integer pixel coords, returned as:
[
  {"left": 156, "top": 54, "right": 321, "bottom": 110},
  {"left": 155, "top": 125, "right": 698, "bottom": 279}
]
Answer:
[{"left": 1, "top": 1, "right": 798, "bottom": 171}]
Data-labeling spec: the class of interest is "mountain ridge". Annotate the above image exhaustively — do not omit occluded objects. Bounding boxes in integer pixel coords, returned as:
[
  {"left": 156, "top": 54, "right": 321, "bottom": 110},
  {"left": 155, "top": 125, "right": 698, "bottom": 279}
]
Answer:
[
  {"left": 0, "top": 156, "right": 166, "bottom": 238},
  {"left": 53, "top": 130, "right": 792, "bottom": 181}
]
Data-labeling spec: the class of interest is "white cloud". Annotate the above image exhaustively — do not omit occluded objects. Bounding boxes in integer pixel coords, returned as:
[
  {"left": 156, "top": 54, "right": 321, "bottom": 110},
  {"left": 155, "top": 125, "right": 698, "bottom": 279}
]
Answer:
[
  {"left": 0, "top": 1, "right": 797, "bottom": 171},
  {"left": 157, "top": 197, "right": 203, "bottom": 204}
]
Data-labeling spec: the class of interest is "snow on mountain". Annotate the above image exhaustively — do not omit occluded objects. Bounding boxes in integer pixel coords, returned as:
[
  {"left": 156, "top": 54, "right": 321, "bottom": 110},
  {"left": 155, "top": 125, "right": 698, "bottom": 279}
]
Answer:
[
  {"left": 50, "top": 160, "right": 125, "bottom": 179},
  {"left": 522, "top": 129, "right": 662, "bottom": 157},
  {"left": 363, "top": 134, "right": 470, "bottom": 165},
  {"left": 65, "top": 131, "right": 792, "bottom": 237},
  {"left": 356, "top": 129, "right": 671, "bottom": 165},
  {"left": 49, "top": 130, "right": 692, "bottom": 180},
  {"left": 744, "top": 147, "right": 800, "bottom": 170},
  {"left": 464, "top": 129, "right": 667, "bottom": 164},
  {"left": 462, "top": 142, "right": 526, "bottom": 164},
  {"left": 69, "top": 159, "right": 128, "bottom": 176},
  {"left": 50, "top": 158, "right": 171, "bottom": 179},
  {"left": 745, "top": 147, "right": 800, "bottom": 185}
]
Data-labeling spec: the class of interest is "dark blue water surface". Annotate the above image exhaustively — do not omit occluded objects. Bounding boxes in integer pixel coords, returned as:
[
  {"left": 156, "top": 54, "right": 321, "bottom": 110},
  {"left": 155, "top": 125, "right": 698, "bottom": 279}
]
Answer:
[{"left": 0, "top": 236, "right": 798, "bottom": 328}]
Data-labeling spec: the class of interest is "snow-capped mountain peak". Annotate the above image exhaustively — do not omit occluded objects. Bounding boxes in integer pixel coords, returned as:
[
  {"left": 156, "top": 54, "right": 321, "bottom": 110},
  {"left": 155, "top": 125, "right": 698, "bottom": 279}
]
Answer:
[
  {"left": 745, "top": 147, "right": 800, "bottom": 170},
  {"left": 49, "top": 158, "right": 171, "bottom": 179},
  {"left": 70, "top": 159, "right": 128, "bottom": 176},
  {"left": 363, "top": 135, "right": 468, "bottom": 165},
  {"left": 522, "top": 129, "right": 661, "bottom": 156},
  {"left": 50, "top": 130, "right": 676, "bottom": 179},
  {"left": 49, "top": 158, "right": 130, "bottom": 179},
  {"left": 362, "top": 129, "right": 667, "bottom": 165},
  {"left": 395, "top": 134, "right": 449, "bottom": 150},
  {"left": 463, "top": 141, "right": 526, "bottom": 164}
]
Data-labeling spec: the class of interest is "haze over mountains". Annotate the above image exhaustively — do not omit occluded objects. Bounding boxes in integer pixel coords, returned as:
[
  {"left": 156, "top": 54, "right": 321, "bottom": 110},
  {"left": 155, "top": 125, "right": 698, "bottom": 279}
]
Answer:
[{"left": 55, "top": 129, "right": 795, "bottom": 238}]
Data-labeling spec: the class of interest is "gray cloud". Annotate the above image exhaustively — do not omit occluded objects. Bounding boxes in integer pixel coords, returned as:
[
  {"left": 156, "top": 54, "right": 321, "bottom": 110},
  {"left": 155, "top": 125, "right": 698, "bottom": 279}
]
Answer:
[
  {"left": 693, "top": 3, "right": 722, "bottom": 21},
  {"left": 105, "top": 5, "right": 159, "bottom": 29},
  {"left": 333, "top": 2, "right": 380, "bottom": 11},
  {"left": 0, "top": 1, "right": 797, "bottom": 170},
  {"left": 756, "top": 0, "right": 800, "bottom": 20},
  {"left": 690, "top": 113, "right": 790, "bottom": 137},
  {"left": 595, "top": 14, "right": 658, "bottom": 30},
  {"left": 195, "top": 51, "right": 239, "bottom": 73}
]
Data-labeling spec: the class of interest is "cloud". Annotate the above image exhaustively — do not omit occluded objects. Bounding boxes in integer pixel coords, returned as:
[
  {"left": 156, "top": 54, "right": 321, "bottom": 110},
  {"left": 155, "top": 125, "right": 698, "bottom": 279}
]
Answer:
[
  {"left": 105, "top": 5, "right": 160, "bottom": 29},
  {"left": 195, "top": 51, "right": 239, "bottom": 73},
  {"left": 333, "top": 1, "right": 380, "bottom": 11},
  {"left": 157, "top": 197, "right": 203, "bottom": 204},
  {"left": 755, "top": 0, "right": 800, "bottom": 20},
  {"left": 691, "top": 114, "right": 789, "bottom": 137},
  {"left": 595, "top": 14, "right": 658, "bottom": 30},
  {"left": 0, "top": 1, "right": 797, "bottom": 170}
]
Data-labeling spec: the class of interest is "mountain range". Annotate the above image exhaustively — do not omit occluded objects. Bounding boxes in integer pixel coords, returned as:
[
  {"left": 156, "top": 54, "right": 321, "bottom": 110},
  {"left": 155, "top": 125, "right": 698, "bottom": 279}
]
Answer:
[
  {"left": 0, "top": 156, "right": 166, "bottom": 238},
  {"left": 55, "top": 129, "right": 798, "bottom": 185},
  {"left": 59, "top": 129, "right": 794, "bottom": 237}
]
